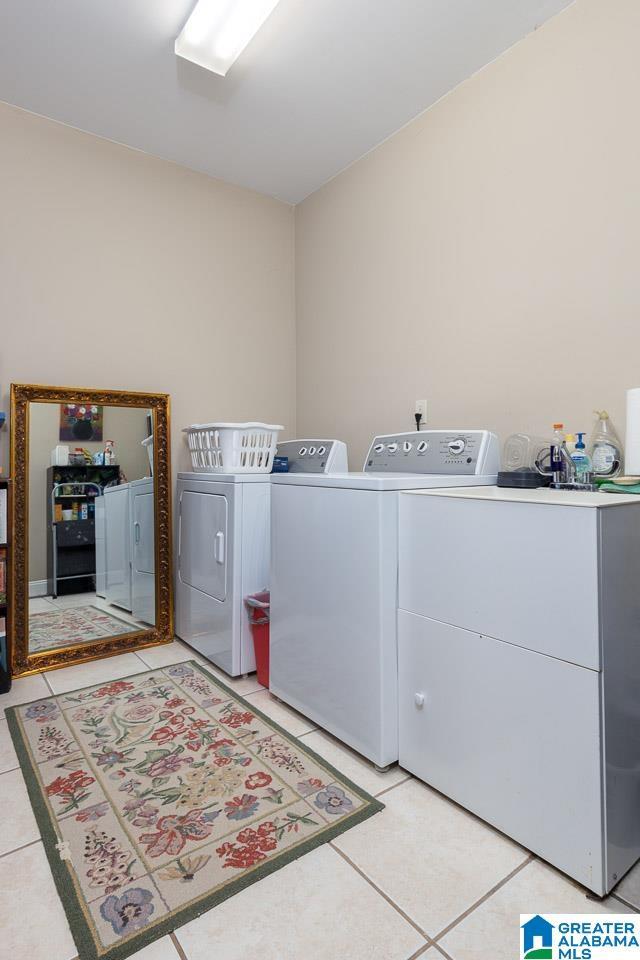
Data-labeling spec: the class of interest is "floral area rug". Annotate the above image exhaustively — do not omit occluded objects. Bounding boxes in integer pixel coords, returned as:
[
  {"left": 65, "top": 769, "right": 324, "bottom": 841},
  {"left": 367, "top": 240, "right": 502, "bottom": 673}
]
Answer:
[
  {"left": 6, "top": 661, "right": 383, "bottom": 960},
  {"left": 29, "top": 605, "right": 137, "bottom": 653}
]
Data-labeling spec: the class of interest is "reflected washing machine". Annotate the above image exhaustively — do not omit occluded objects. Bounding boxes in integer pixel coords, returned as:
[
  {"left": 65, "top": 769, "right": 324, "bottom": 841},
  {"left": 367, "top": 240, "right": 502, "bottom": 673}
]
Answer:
[
  {"left": 94, "top": 495, "right": 106, "bottom": 598},
  {"left": 130, "top": 477, "right": 155, "bottom": 625},
  {"left": 269, "top": 429, "right": 499, "bottom": 768},
  {"left": 104, "top": 483, "right": 132, "bottom": 612},
  {"left": 175, "top": 439, "right": 348, "bottom": 676}
]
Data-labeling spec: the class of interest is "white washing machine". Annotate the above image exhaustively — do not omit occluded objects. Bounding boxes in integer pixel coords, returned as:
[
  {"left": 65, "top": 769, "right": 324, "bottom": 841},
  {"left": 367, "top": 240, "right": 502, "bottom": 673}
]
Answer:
[
  {"left": 104, "top": 483, "right": 132, "bottom": 612},
  {"left": 269, "top": 429, "right": 499, "bottom": 768},
  {"left": 130, "top": 477, "right": 155, "bottom": 625},
  {"left": 175, "top": 439, "right": 348, "bottom": 676}
]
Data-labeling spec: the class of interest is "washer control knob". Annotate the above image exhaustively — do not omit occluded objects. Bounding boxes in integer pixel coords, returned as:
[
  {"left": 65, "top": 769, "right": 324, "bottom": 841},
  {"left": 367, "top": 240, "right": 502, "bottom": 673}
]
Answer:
[
  {"left": 308, "top": 446, "right": 317, "bottom": 456},
  {"left": 417, "top": 440, "right": 429, "bottom": 453},
  {"left": 298, "top": 447, "right": 307, "bottom": 456},
  {"left": 448, "top": 438, "right": 466, "bottom": 456},
  {"left": 403, "top": 441, "right": 412, "bottom": 453},
  {"left": 414, "top": 693, "right": 425, "bottom": 709},
  {"left": 387, "top": 442, "right": 398, "bottom": 453},
  {"left": 317, "top": 445, "right": 326, "bottom": 456},
  {"left": 374, "top": 443, "right": 385, "bottom": 453}
]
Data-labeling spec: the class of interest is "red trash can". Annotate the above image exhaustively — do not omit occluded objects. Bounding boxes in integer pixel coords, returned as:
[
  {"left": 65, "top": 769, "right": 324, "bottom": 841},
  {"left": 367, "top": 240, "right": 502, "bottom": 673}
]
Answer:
[{"left": 244, "top": 591, "right": 271, "bottom": 688}]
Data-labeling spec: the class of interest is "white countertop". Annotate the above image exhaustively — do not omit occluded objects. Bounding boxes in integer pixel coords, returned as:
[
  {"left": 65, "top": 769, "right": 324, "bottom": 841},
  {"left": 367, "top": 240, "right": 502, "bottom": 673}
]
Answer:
[{"left": 403, "top": 485, "right": 640, "bottom": 507}]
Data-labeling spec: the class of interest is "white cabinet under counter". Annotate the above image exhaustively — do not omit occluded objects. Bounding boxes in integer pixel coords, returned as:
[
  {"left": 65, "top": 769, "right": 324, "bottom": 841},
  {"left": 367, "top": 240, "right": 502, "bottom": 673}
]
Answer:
[{"left": 397, "top": 486, "right": 640, "bottom": 896}]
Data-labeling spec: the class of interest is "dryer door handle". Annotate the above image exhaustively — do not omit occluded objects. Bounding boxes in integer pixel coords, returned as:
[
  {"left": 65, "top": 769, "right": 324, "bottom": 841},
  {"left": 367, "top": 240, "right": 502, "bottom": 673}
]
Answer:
[{"left": 214, "top": 531, "right": 225, "bottom": 564}]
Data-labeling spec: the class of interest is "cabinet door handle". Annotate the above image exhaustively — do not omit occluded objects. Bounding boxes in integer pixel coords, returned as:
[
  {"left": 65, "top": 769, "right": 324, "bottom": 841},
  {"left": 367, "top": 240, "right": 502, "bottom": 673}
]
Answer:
[
  {"left": 134, "top": 521, "right": 141, "bottom": 544},
  {"left": 214, "top": 531, "right": 225, "bottom": 564},
  {"left": 414, "top": 692, "right": 425, "bottom": 709}
]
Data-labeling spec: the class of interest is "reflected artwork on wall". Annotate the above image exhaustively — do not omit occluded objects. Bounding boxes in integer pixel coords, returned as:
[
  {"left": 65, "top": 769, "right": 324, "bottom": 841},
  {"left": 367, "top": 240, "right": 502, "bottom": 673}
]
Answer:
[{"left": 59, "top": 403, "right": 104, "bottom": 442}]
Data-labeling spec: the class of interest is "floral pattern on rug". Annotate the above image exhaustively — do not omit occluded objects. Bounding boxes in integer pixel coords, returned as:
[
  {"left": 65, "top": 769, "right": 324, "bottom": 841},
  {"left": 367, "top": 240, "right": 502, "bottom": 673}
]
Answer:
[
  {"left": 29, "top": 604, "right": 137, "bottom": 652},
  {"left": 8, "top": 662, "right": 383, "bottom": 960}
]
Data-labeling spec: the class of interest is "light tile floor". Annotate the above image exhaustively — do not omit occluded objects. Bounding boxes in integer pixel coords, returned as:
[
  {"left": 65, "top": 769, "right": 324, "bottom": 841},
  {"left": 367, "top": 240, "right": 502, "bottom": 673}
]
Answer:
[{"left": 1, "top": 638, "right": 638, "bottom": 960}]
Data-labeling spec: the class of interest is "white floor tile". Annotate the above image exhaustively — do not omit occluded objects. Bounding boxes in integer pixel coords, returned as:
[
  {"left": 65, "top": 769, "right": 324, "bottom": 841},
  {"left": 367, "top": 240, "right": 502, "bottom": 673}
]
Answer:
[
  {"left": 300, "top": 728, "right": 410, "bottom": 797},
  {"left": 47, "top": 591, "right": 97, "bottom": 608},
  {"left": 333, "top": 778, "right": 528, "bottom": 937},
  {"left": 1, "top": 672, "right": 51, "bottom": 711},
  {"left": 29, "top": 597, "right": 57, "bottom": 613},
  {"left": 244, "top": 688, "right": 316, "bottom": 736},
  {"left": 197, "top": 660, "right": 265, "bottom": 697},
  {"left": 44, "top": 652, "right": 145, "bottom": 695},
  {"left": 0, "top": 718, "right": 19, "bottom": 773},
  {"left": 0, "top": 842, "right": 76, "bottom": 960},
  {"left": 128, "top": 937, "right": 182, "bottom": 960},
  {"left": 0, "top": 767, "right": 40, "bottom": 855},
  {"left": 176, "top": 844, "right": 426, "bottom": 960},
  {"left": 438, "top": 859, "right": 629, "bottom": 960},
  {"left": 135, "top": 640, "right": 205, "bottom": 669}
]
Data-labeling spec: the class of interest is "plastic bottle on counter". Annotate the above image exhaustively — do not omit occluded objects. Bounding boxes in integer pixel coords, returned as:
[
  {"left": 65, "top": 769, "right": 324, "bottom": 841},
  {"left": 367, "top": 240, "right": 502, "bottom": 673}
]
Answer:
[
  {"left": 589, "top": 411, "right": 622, "bottom": 479},
  {"left": 104, "top": 440, "right": 116, "bottom": 466},
  {"left": 550, "top": 423, "right": 565, "bottom": 475},
  {"left": 571, "top": 433, "right": 592, "bottom": 483}
]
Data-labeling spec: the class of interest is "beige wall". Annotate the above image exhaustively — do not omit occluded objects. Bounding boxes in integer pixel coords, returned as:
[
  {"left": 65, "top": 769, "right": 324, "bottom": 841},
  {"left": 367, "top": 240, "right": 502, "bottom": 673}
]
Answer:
[
  {"left": 295, "top": 0, "right": 640, "bottom": 467},
  {"left": 3, "top": 0, "right": 640, "bottom": 481},
  {"left": 0, "top": 101, "right": 296, "bottom": 478},
  {"left": 28, "top": 403, "right": 150, "bottom": 583}
]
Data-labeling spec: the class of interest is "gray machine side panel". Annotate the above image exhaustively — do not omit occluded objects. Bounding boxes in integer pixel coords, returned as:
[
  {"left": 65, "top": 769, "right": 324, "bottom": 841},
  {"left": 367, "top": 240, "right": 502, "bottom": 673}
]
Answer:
[{"left": 600, "top": 504, "right": 640, "bottom": 889}]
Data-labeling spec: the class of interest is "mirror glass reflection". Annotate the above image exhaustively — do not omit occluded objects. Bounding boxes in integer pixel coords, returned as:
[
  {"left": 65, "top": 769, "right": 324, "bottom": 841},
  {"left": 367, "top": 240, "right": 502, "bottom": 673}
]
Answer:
[{"left": 28, "top": 402, "right": 155, "bottom": 654}]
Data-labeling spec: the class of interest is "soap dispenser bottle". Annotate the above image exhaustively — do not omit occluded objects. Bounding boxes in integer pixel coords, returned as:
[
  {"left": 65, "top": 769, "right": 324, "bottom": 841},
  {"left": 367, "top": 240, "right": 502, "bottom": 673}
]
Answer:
[
  {"left": 589, "top": 411, "right": 622, "bottom": 479},
  {"left": 571, "top": 433, "right": 592, "bottom": 483}
]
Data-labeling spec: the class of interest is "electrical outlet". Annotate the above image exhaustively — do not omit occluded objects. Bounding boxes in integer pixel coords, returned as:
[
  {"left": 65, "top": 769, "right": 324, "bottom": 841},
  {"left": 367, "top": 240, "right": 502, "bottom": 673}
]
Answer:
[{"left": 415, "top": 399, "right": 428, "bottom": 422}]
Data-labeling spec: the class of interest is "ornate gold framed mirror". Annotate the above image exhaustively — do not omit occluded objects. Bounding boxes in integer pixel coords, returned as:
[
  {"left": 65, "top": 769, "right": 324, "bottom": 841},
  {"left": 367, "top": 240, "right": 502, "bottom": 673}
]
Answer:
[{"left": 9, "top": 384, "right": 173, "bottom": 676}]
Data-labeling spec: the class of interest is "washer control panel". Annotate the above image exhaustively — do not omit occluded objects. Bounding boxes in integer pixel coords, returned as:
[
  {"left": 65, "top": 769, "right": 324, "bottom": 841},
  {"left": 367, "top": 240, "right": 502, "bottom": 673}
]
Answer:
[
  {"left": 276, "top": 439, "right": 348, "bottom": 474},
  {"left": 364, "top": 430, "right": 496, "bottom": 475}
]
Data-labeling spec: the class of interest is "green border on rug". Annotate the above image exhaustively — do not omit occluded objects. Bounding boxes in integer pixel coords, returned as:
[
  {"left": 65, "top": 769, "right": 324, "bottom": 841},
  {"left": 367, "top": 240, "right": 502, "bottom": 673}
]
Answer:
[{"left": 5, "top": 660, "right": 385, "bottom": 960}]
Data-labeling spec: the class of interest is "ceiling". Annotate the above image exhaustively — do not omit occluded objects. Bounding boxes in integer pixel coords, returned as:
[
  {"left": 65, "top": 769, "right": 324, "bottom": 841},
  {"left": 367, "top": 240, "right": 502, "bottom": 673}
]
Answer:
[{"left": 0, "top": 0, "right": 573, "bottom": 203}]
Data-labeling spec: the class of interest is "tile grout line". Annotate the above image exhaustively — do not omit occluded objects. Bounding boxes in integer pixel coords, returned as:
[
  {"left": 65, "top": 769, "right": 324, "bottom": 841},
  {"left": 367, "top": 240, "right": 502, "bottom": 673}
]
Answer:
[
  {"left": 432, "top": 853, "right": 535, "bottom": 943},
  {"left": 329, "top": 841, "right": 434, "bottom": 945},
  {"left": 611, "top": 892, "right": 640, "bottom": 912},
  {"left": 430, "top": 941, "right": 455, "bottom": 960},
  {"left": 375, "top": 774, "right": 413, "bottom": 798},
  {"left": 407, "top": 943, "right": 433, "bottom": 960},
  {"left": 170, "top": 931, "right": 189, "bottom": 960},
  {"left": 0, "top": 761, "right": 20, "bottom": 774},
  {"left": 0, "top": 835, "right": 42, "bottom": 860}
]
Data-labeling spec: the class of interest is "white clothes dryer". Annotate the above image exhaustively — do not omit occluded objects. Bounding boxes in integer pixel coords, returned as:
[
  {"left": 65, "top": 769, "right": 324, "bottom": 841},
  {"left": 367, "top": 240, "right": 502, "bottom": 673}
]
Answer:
[
  {"left": 269, "top": 429, "right": 499, "bottom": 768},
  {"left": 175, "top": 439, "right": 348, "bottom": 676}
]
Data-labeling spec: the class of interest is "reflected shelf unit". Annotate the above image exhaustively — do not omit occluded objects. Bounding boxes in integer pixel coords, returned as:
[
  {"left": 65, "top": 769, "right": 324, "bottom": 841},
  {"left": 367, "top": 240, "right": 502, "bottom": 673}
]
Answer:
[{"left": 46, "top": 464, "right": 119, "bottom": 598}]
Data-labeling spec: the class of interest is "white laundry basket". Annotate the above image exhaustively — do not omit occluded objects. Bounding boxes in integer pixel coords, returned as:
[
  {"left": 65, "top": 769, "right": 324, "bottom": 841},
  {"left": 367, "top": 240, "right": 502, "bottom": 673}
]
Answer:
[
  {"left": 183, "top": 422, "right": 284, "bottom": 473},
  {"left": 141, "top": 435, "right": 153, "bottom": 475}
]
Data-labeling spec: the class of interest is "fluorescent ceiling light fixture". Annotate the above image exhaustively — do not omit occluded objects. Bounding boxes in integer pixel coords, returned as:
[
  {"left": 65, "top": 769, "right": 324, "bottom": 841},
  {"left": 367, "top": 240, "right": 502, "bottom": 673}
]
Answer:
[{"left": 175, "top": 0, "right": 281, "bottom": 76}]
